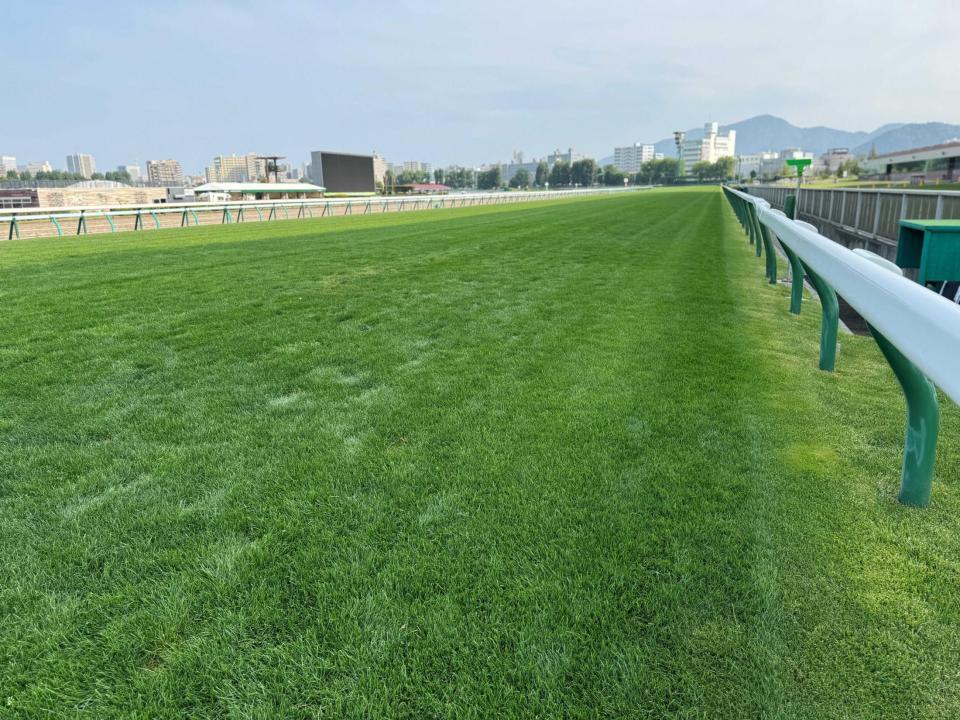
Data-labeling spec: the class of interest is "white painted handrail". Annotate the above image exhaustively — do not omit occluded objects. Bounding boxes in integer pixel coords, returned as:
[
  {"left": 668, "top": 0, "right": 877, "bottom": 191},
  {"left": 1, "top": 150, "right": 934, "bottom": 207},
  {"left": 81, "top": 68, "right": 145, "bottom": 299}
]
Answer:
[{"left": 726, "top": 185, "right": 960, "bottom": 405}]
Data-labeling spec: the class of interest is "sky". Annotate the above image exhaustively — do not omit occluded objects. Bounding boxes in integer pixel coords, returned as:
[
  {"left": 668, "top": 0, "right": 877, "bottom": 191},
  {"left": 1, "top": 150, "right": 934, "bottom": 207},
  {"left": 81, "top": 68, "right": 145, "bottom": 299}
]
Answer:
[{"left": 2, "top": 0, "right": 957, "bottom": 174}]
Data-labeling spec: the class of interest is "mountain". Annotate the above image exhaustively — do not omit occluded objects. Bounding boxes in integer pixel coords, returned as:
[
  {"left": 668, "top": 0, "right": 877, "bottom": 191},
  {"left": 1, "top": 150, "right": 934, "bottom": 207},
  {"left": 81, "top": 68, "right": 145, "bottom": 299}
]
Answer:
[
  {"left": 649, "top": 115, "right": 960, "bottom": 158},
  {"left": 852, "top": 122, "right": 960, "bottom": 155}
]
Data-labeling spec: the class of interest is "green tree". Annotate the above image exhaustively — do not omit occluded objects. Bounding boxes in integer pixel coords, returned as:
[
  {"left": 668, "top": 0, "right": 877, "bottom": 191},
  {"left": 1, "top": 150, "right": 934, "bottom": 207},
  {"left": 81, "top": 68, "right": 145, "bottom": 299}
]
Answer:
[
  {"left": 749, "top": 169, "right": 757, "bottom": 181},
  {"left": 549, "top": 160, "right": 570, "bottom": 187},
  {"left": 90, "top": 172, "right": 104, "bottom": 180},
  {"left": 434, "top": 168, "right": 445, "bottom": 185},
  {"left": 602, "top": 164, "right": 627, "bottom": 186},
  {"left": 712, "top": 156, "right": 735, "bottom": 181},
  {"left": 570, "top": 159, "right": 597, "bottom": 187},
  {"left": 5, "top": 170, "right": 18, "bottom": 180},
  {"left": 19, "top": 170, "right": 32, "bottom": 181},
  {"left": 509, "top": 167, "right": 531, "bottom": 189},
  {"left": 534, "top": 161, "right": 549, "bottom": 187},
  {"left": 691, "top": 161, "right": 711, "bottom": 182},
  {"left": 636, "top": 157, "right": 679, "bottom": 186},
  {"left": 477, "top": 166, "right": 502, "bottom": 190}
]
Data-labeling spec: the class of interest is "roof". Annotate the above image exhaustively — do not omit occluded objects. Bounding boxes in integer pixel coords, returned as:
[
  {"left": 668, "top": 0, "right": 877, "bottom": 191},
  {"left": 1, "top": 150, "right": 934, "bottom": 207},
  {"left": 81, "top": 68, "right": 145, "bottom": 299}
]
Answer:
[
  {"left": 193, "top": 182, "right": 325, "bottom": 193},
  {"left": 872, "top": 139, "right": 960, "bottom": 161}
]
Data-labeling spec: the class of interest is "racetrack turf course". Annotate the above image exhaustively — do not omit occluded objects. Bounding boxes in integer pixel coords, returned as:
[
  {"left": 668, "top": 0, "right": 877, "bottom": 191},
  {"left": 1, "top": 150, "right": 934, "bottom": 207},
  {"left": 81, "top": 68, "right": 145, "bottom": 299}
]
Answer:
[{"left": 2, "top": 188, "right": 959, "bottom": 717}]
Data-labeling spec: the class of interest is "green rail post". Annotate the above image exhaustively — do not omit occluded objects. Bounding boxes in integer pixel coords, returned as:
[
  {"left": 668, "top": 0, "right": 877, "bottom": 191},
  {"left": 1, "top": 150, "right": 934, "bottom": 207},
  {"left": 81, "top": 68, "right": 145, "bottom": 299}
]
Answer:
[
  {"left": 50, "top": 216, "right": 63, "bottom": 237},
  {"left": 236, "top": 207, "right": 244, "bottom": 223},
  {"left": 191, "top": 209, "right": 200, "bottom": 226},
  {"left": 255, "top": 206, "right": 263, "bottom": 221},
  {"left": 868, "top": 326, "right": 940, "bottom": 507},
  {"left": 222, "top": 207, "right": 232, "bottom": 224},
  {"left": 9, "top": 215, "right": 20, "bottom": 239},
  {"left": 282, "top": 205, "right": 289, "bottom": 219},
  {"left": 134, "top": 211, "right": 142, "bottom": 231},
  {"left": 778, "top": 238, "right": 805, "bottom": 314},
  {"left": 150, "top": 211, "right": 160, "bottom": 229},
  {"left": 784, "top": 194, "right": 797, "bottom": 220},
  {"left": 268, "top": 205, "right": 276, "bottom": 221},
  {"left": 105, "top": 212, "right": 115, "bottom": 232},
  {"left": 77, "top": 211, "right": 87, "bottom": 235},
  {"left": 800, "top": 262, "right": 838, "bottom": 371},
  {"left": 364, "top": 201, "right": 371, "bottom": 214},
  {"left": 759, "top": 223, "right": 777, "bottom": 283},
  {"left": 181, "top": 210, "right": 189, "bottom": 227}
]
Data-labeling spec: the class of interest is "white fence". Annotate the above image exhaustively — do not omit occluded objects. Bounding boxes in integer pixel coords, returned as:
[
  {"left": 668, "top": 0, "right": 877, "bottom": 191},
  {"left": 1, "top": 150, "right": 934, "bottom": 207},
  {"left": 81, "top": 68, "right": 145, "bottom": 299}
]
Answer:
[{"left": 0, "top": 186, "right": 648, "bottom": 240}]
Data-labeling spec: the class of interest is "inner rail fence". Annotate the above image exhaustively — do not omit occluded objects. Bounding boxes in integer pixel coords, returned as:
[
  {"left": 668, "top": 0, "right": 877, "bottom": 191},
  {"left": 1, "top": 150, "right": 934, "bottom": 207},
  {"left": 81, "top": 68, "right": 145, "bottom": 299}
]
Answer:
[
  {"left": 0, "top": 186, "right": 648, "bottom": 241},
  {"left": 745, "top": 184, "right": 960, "bottom": 260},
  {"left": 723, "top": 185, "right": 960, "bottom": 508}
]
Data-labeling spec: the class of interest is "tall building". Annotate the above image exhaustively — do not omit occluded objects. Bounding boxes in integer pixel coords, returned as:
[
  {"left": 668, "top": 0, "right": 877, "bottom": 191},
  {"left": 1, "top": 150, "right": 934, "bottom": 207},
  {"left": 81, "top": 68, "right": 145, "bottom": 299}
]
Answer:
[
  {"left": 1, "top": 156, "right": 16, "bottom": 175},
  {"left": 146, "top": 159, "right": 184, "bottom": 185},
  {"left": 66, "top": 153, "right": 96, "bottom": 179},
  {"left": 613, "top": 143, "right": 655, "bottom": 173},
  {"left": 680, "top": 123, "right": 736, "bottom": 172},
  {"left": 119, "top": 164, "right": 142, "bottom": 182},
  {"left": 204, "top": 154, "right": 265, "bottom": 183}
]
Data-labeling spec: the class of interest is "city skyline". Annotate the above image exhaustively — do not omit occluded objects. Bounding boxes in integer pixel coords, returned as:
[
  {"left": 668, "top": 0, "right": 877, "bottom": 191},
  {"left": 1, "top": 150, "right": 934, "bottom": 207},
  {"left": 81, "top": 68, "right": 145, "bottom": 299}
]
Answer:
[{"left": 2, "top": 1, "right": 957, "bottom": 173}]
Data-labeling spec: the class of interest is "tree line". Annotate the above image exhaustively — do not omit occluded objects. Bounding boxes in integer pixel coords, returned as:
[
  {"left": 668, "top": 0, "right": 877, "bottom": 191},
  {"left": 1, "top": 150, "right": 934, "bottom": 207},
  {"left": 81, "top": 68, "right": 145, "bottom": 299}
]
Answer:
[{"left": 4, "top": 169, "right": 133, "bottom": 183}]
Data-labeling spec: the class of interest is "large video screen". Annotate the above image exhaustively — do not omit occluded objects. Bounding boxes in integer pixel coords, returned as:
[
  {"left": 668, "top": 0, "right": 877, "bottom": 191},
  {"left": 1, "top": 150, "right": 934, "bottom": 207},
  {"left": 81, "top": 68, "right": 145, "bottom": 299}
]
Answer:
[{"left": 314, "top": 151, "right": 375, "bottom": 192}]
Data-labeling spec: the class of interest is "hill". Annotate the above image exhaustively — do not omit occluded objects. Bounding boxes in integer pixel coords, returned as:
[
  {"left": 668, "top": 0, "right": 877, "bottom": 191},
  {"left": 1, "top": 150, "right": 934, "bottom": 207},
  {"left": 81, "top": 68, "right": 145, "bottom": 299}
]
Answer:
[{"left": 647, "top": 115, "right": 960, "bottom": 158}]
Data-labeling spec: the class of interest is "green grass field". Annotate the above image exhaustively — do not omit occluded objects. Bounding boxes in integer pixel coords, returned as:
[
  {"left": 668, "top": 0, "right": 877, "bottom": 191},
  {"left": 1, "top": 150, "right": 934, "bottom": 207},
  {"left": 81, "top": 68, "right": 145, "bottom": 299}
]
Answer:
[{"left": 2, "top": 188, "right": 960, "bottom": 718}]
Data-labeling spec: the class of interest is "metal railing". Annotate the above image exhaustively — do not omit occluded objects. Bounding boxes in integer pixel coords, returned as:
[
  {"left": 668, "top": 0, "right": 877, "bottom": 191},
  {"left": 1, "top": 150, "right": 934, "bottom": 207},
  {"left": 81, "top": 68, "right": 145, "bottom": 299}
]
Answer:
[
  {"left": 745, "top": 184, "right": 960, "bottom": 258},
  {"left": 723, "top": 185, "right": 960, "bottom": 508},
  {"left": 0, "top": 186, "right": 648, "bottom": 241}
]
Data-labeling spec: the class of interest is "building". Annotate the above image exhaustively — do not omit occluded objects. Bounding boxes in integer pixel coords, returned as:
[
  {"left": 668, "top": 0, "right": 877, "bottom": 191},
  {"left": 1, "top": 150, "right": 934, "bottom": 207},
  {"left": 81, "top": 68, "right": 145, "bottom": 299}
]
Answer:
[
  {"left": 20, "top": 161, "right": 53, "bottom": 175},
  {"left": 146, "top": 159, "right": 184, "bottom": 185},
  {"left": 613, "top": 143, "right": 655, "bottom": 174},
  {"left": 736, "top": 151, "right": 779, "bottom": 180},
  {"left": 1, "top": 156, "right": 16, "bottom": 175},
  {"left": 204, "top": 154, "right": 265, "bottom": 183},
  {"left": 119, "top": 165, "right": 142, "bottom": 182},
  {"left": 66, "top": 153, "right": 96, "bottom": 179},
  {"left": 860, "top": 140, "right": 960, "bottom": 182},
  {"left": 499, "top": 160, "right": 541, "bottom": 185},
  {"left": 545, "top": 148, "right": 584, "bottom": 165},
  {"left": 372, "top": 152, "right": 388, "bottom": 187},
  {"left": 680, "top": 123, "right": 736, "bottom": 173},
  {"left": 755, "top": 148, "right": 814, "bottom": 180},
  {"left": 192, "top": 181, "right": 324, "bottom": 201},
  {"left": 819, "top": 148, "right": 855, "bottom": 174}
]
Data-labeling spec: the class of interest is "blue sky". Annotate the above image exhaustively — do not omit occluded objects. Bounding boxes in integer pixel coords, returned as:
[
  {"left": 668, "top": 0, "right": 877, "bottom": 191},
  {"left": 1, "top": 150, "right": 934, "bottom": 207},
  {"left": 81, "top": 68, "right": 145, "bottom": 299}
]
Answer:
[{"left": 3, "top": 0, "right": 956, "bottom": 173}]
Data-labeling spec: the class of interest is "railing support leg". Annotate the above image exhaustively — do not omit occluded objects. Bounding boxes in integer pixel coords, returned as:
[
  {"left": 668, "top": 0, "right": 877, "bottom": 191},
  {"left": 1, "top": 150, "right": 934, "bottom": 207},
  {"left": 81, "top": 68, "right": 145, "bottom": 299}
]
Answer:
[
  {"left": 760, "top": 224, "right": 777, "bottom": 283},
  {"left": 868, "top": 325, "right": 940, "bottom": 507},
  {"left": 801, "top": 262, "right": 838, "bottom": 371},
  {"left": 779, "top": 240, "right": 805, "bottom": 314}
]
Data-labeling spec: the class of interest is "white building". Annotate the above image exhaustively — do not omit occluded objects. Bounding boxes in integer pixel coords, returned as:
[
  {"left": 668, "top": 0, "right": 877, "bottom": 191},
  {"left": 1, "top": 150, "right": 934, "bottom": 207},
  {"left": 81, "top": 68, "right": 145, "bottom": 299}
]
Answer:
[
  {"left": 680, "top": 123, "right": 736, "bottom": 172},
  {"left": 1, "top": 156, "right": 16, "bottom": 175},
  {"left": 613, "top": 143, "right": 655, "bottom": 173},
  {"left": 66, "top": 153, "right": 96, "bottom": 179},
  {"left": 736, "top": 151, "right": 779, "bottom": 180},
  {"left": 757, "top": 148, "right": 814, "bottom": 180}
]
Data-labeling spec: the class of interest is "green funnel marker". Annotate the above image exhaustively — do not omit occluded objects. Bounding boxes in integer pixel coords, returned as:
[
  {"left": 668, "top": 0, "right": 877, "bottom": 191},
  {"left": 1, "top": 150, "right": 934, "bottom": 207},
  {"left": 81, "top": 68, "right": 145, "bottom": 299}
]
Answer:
[{"left": 786, "top": 158, "right": 812, "bottom": 176}]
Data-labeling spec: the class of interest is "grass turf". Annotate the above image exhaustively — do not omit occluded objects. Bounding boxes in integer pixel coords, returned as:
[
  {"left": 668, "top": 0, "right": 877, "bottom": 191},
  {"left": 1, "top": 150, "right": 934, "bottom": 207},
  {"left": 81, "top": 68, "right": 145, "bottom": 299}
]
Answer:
[{"left": 1, "top": 188, "right": 959, "bottom": 718}]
